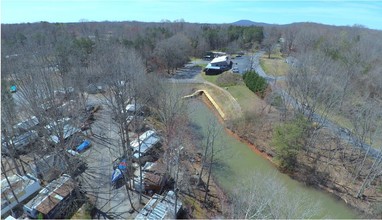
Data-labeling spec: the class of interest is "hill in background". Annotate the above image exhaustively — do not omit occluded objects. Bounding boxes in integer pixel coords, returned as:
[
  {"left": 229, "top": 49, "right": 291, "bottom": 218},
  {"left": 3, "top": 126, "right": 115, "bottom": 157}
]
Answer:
[{"left": 231, "top": 19, "right": 270, "bottom": 26}]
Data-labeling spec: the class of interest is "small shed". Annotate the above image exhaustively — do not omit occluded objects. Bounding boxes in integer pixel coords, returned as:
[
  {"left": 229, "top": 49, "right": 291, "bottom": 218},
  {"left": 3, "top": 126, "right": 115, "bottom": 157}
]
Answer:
[{"left": 133, "top": 162, "right": 168, "bottom": 194}]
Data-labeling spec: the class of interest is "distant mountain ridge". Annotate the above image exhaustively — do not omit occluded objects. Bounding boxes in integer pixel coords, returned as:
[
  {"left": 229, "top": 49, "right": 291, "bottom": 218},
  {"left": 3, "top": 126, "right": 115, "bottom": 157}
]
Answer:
[{"left": 231, "top": 19, "right": 271, "bottom": 26}]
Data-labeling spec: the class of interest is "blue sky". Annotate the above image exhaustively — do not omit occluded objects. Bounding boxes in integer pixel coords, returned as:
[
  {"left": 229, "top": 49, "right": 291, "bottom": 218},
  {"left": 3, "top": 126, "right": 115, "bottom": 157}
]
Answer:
[{"left": 1, "top": 0, "right": 382, "bottom": 30}]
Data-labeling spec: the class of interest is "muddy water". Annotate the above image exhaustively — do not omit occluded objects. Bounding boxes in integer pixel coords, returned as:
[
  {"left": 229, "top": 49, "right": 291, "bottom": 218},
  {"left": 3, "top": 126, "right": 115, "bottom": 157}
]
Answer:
[{"left": 187, "top": 98, "right": 358, "bottom": 218}]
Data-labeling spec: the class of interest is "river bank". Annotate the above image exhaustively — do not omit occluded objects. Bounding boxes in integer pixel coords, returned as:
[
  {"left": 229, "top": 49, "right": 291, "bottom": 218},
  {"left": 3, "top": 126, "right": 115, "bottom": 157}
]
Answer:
[
  {"left": 186, "top": 96, "right": 358, "bottom": 218},
  {"left": 195, "top": 85, "right": 380, "bottom": 218}
]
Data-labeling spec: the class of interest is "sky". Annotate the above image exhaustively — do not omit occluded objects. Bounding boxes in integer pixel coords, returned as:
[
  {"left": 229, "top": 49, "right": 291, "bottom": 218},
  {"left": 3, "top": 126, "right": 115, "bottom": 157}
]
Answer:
[{"left": 1, "top": 0, "right": 382, "bottom": 30}]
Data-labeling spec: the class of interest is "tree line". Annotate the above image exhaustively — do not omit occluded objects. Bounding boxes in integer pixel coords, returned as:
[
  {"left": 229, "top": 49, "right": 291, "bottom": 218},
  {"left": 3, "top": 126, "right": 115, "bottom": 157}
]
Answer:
[
  {"left": 2, "top": 21, "right": 263, "bottom": 74},
  {"left": 268, "top": 23, "right": 382, "bottom": 216}
]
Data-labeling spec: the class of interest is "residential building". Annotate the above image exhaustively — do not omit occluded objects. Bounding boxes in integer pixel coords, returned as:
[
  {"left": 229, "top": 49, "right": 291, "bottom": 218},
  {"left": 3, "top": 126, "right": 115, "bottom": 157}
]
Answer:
[
  {"left": 1, "top": 174, "right": 41, "bottom": 217},
  {"left": 204, "top": 55, "right": 233, "bottom": 75},
  {"left": 23, "top": 174, "right": 78, "bottom": 219}
]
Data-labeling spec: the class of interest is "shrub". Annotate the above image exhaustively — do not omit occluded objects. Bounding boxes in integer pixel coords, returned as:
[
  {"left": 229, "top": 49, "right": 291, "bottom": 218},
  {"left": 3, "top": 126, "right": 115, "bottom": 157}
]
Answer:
[
  {"left": 272, "top": 116, "right": 308, "bottom": 171},
  {"left": 242, "top": 70, "right": 267, "bottom": 98}
]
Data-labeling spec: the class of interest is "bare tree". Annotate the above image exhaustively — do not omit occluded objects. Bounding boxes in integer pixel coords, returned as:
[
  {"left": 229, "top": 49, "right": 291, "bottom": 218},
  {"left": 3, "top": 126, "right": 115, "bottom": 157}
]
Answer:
[
  {"left": 231, "top": 171, "right": 323, "bottom": 219},
  {"left": 281, "top": 24, "right": 298, "bottom": 56},
  {"left": 1, "top": 80, "right": 24, "bottom": 175},
  {"left": 286, "top": 50, "right": 342, "bottom": 126},
  {"left": 348, "top": 99, "right": 382, "bottom": 198},
  {"left": 154, "top": 33, "right": 191, "bottom": 74},
  {"left": 203, "top": 120, "right": 220, "bottom": 205},
  {"left": 91, "top": 42, "right": 148, "bottom": 209},
  {"left": 195, "top": 119, "right": 221, "bottom": 205},
  {"left": 1, "top": 159, "right": 20, "bottom": 216},
  {"left": 262, "top": 26, "right": 280, "bottom": 59},
  {"left": 145, "top": 81, "right": 188, "bottom": 170},
  {"left": 285, "top": 50, "right": 345, "bottom": 161}
]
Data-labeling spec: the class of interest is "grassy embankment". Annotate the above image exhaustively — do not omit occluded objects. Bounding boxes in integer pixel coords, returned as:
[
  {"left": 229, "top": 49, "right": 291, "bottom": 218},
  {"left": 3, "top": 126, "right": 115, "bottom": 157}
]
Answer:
[
  {"left": 200, "top": 70, "right": 278, "bottom": 158},
  {"left": 200, "top": 71, "right": 264, "bottom": 115}
]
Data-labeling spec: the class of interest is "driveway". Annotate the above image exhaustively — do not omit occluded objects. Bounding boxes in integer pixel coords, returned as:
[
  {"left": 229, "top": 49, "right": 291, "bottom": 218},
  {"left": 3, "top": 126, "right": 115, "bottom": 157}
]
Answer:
[{"left": 79, "top": 95, "right": 143, "bottom": 219}]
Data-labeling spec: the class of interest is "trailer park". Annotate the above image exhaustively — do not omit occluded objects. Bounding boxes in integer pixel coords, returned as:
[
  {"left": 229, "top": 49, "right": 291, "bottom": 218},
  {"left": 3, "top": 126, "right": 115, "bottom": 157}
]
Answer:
[{"left": 1, "top": 90, "right": 186, "bottom": 219}]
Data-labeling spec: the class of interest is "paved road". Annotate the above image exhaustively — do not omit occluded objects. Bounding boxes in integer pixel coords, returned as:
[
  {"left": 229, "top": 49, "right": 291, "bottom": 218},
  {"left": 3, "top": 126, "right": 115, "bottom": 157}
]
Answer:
[{"left": 251, "top": 51, "right": 381, "bottom": 158}]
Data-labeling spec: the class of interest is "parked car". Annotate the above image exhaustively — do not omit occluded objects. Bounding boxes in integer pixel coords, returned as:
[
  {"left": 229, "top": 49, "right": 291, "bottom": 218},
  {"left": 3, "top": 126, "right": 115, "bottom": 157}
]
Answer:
[
  {"left": 76, "top": 140, "right": 91, "bottom": 152},
  {"left": 232, "top": 67, "right": 239, "bottom": 73}
]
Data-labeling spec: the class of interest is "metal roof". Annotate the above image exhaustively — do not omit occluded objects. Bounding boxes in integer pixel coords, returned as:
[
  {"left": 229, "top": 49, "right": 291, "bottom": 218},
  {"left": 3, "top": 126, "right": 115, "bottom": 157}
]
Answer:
[
  {"left": 49, "top": 124, "right": 80, "bottom": 144},
  {"left": 133, "top": 135, "right": 160, "bottom": 158},
  {"left": 211, "top": 55, "right": 229, "bottom": 64},
  {"left": 1, "top": 174, "right": 40, "bottom": 208},
  {"left": 135, "top": 190, "right": 182, "bottom": 220},
  {"left": 130, "top": 130, "right": 156, "bottom": 148},
  {"left": 205, "top": 63, "right": 221, "bottom": 70},
  {"left": 24, "top": 174, "right": 75, "bottom": 215},
  {"left": 14, "top": 116, "right": 39, "bottom": 132},
  {"left": 8, "top": 130, "right": 38, "bottom": 150}
]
